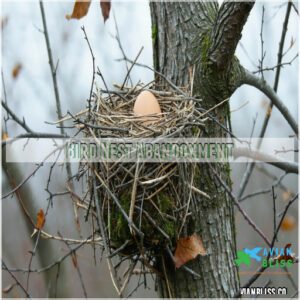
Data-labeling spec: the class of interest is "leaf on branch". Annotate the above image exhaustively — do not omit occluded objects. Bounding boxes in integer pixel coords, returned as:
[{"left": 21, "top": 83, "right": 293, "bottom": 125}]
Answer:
[
  {"left": 36, "top": 208, "right": 46, "bottom": 230},
  {"left": 66, "top": 1, "right": 91, "bottom": 20},
  {"left": 282, "top": 190, "right": 293, "bottom": 202},
  {"left": 280, "top": 215, "right": 296, "bottom": 231},
  {"left": 100, "top": 0, "right": 111, "bottom": 23},
  {"left": 12, "top": 63, "right": 22, "bottom": 79},
  {"left": 1, "top": 16, "right": 9, "bottom": 30},
  {"left": 174, "top": 233, "right": 206, "bottom": 268},
  {"left": 2, "top": 132, "right": 9, "bottom": 141},
  {"left": 71, "top": 251, "right": 78, "bottom": 268}
]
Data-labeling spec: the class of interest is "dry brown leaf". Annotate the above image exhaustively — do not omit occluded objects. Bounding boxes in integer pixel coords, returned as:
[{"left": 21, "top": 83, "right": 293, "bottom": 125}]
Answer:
[
  {"left": 1, "top": 16, "right": 8, "bottom": 30},
  {"left": 36, "top": 209, "right": 45, "bottom": 230},
  {"left": 66, "top": 1, "right": 91, "bottom": 20},
  {"left": 280, "top": 215, "right": 296, "bottom": 231},
  {"left": 71, "top": 252, "right": 78, "bottom": 268},
  {"left": 282, "top": 190, "right": 293, "bottom": 202},
  {"left": 174, "top": 233, "right": 206, "bottom": 268},
  {"left": 12, "top": 63, "right": 22, "bottom": 79},
  {"left": 100, "top": 0, "right": 111, "bottom": 22},
  {"left": 2, "top": 132, "right": 9, "bottom": 141}
]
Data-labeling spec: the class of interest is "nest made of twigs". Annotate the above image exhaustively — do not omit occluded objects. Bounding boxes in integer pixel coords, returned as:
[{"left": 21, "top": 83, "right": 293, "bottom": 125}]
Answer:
[{"left": 80, "top": 82, "right": 208, "bottom": 257}]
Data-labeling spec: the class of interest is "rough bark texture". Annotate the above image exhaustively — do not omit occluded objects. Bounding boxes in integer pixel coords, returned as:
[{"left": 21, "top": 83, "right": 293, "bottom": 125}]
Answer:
[{"left": 150, "top": 2, "right": 254, "bottom": 298}]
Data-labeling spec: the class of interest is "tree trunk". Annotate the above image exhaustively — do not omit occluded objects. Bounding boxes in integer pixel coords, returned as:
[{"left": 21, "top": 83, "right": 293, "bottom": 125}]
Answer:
[{"left": 150, "top": 2, "right": 254, "bottom": 297}]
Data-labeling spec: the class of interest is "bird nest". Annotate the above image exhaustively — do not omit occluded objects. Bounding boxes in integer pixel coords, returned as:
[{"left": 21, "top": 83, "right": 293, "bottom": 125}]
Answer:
[{"left": 79, "top": 83, "right": 208, "bottom": 259}]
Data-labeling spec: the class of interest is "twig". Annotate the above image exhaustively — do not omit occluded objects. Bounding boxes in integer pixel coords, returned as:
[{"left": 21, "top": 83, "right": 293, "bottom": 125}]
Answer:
[
  {"left": 121, "top": 46, "right": 144, "bottom": 89},
  {"left": 129, "top": 162, "right": 140, "bottom": 235},
  {"left": 93, "top": 174, "right": 121, "bottom": 296},
  {"left": 272, "top": 186, "right": 277, "bottom": 242},
  {"left": 232, "top": 147, "right": 298, "bottom": 174},
  {"left": 2, "top": 132, "right": 67, "bottom": 147},
  {"left": 238, "top": 2, "right": 295, "bottom": 199},
  {"left": 208, "top": 164, "right": 272, "bottom": 247},
  {"left": 96, "top": 67, "right": 112, "bottom": 103},
  {"left": 242, "top": 70, "right": 297, "bottom": 135},
  {"left": 39, "top": 1, "right": 64, "bottom": 131},
  {"left": 135, "top": 206, "right": 170, "bottom": 241},
  {"left": 94, "top": 169, "right": 144, "bottom": 237},
  {"left": 118, "top": 57, "right": 188, "bottom": 97},
  {"left": 2, "top": 144, "right": 64, "bottom": 199},
  {"left": 54, "top": 264, "right": 60, "bottom": 298},
  {"left": 108, "top": 240, "right": 130, "bottom": 258},
  {"left": 291, "top": 2, "right": 298, "bottom": 15},
  {"left": 234, "top": 193, "right": 298, "bottom": 297},
  {"left": 40, "top": 0, "right": 77, "bottom": 228},
  {"left": 1, "top": 71, "right": 9, "bottom": 133},
  {"left": 81, "top": 26, "right": 95, "bottom": 114},
  {"left": 2, "top": 260, "right": 32, "bottom": 298},
  {"left": 57, "top": 232, "right": 87, "bottom": 297},
  {"left": 4, "top": 236, "right": 91, "bottom": 274},
  {"left": 165, "top": 246, "right": 201, "bottom": 279},
  {"left": 1, "top": 100, "right": 33, "bottom": 133},
  {"left": 253, "top": 54, "right": 298, "bottom": 74},
  {"left": 67, "top": 111, "right": 128, "bottom": 132},
  {"left": 239, "top": 172, "right": 287, "bottom": 202},
  {"left": 26, "top": 229, "right": 42, "bottom": 291},
  {"left": 258, "top": 5, "right": 266, "bottom": 80}
]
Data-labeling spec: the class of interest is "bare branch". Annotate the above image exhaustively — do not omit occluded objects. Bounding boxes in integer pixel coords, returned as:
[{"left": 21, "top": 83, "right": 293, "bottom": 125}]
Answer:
[
  {"left": 253, "top": 53, "right": 298, "bottom": 74},
  {"left": 39, "top": 1, "right": 64, "bottom": 131},
  {"left": 208, "top": 164, "right": 272, "bottom": 247},
  {"left": 1, "top": 100, "right": 33, "bottom": 133},
  {"left": 233, "top": 147, "right": 298, "bottom": 174},
  {"left": 121, "top": 46, "right": 143, "bottom": 90},
  {"left": 238, "top": 2, "right": 295, "bottom": 199},
  {"left": 242, "top": 69, "right": 298, "bottom": 135},
  {"left": 2, "top": 260, "right": 32, "bottom": 298},
  {"left": 81, "top": 26, "right": 96, "bottom": 115},
  {"left": 235, "top": 193, "right": 298, "bottom": 296}
]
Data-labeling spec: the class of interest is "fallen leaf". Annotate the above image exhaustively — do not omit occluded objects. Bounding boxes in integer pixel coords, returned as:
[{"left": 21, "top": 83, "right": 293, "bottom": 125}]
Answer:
[
  {"left": 100, "top": 0, "right": 111, "bottom": 22},
  {"left": 66, "top": 0, "right": 91, "bottom": 20},
  {"left": 36, "top": 209, "right": 45, "bottom": 230},
  {"left": 174, "top": 233, "right": 206, "bottom": 268},
  {"left": 280, "top": 215, "right": 296, "bottom": 231},
  {"left": 12, "top": 63, "right": 22, "bottom": 79}
]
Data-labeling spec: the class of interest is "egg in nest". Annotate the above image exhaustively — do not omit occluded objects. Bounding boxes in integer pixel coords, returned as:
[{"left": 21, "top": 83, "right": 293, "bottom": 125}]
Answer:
[{"left": 133, "top": 91, "right": 161, "bottom": 125}]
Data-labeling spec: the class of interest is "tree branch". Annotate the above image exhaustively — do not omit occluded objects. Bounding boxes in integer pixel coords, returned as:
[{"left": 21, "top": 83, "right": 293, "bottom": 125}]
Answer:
[
  {"left": 233, "top": 147, "right": 298, "bottom": 174},
  {"left": 39, "top": 1, "right": 64, "bottom": 130},
  {"left": 242, "top": 69, "right": 298, "bottom": 135},
  {"left": 237, "top": 2, "right": 294, "bottom": 199},
  {"left": 209, "top": 1, "right": 255, "bottom": 70},
  {"left": 1, "top": 100, "right": 33, "bottom": 133}
]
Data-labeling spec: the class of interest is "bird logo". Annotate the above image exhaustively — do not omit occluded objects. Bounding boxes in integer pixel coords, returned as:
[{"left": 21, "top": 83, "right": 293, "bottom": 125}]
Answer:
[{"left": 235, "top": 247, "right": 262, "bottom": 266}]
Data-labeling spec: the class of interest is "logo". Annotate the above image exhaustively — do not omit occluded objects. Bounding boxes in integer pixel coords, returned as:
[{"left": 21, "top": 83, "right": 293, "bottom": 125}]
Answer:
[{"left": 235, "top": 244, "right": 295, "bottom": 268}]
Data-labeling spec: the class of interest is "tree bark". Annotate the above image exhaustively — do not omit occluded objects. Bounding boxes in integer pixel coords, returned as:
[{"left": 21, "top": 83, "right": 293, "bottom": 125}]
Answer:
[{"left": 150, "top": 2, "right": 254, "bottom": 297}]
